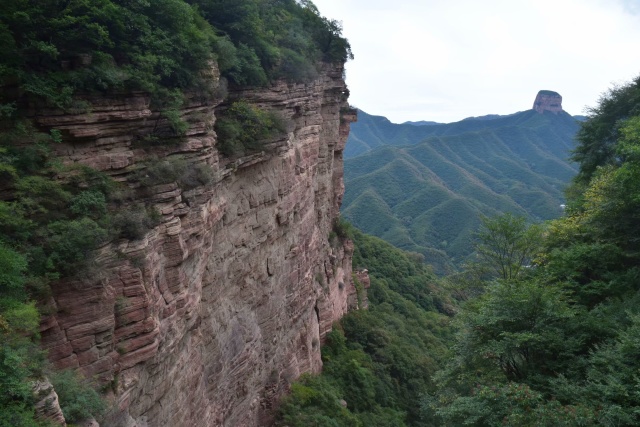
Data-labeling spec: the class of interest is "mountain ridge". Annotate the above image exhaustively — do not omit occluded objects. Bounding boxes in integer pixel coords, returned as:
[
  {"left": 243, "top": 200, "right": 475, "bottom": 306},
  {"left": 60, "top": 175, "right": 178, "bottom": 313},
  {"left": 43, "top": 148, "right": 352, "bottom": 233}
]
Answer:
[
  {"left": 342, "top": 106, "right": 580, "bottom": 274},
  {"left": 345, "top": 107, "right": 578, "bottom": 158}
]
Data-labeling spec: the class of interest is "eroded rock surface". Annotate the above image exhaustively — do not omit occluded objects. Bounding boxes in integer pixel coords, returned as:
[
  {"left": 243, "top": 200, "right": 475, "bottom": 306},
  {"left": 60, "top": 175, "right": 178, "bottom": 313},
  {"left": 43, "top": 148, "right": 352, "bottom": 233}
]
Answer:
[
  {"left": 38, "top": 64, "right": 356, "bottom": 426},
  {"left": 533, "top": 90, "right": 563, "bottom": 114},
  {"left": 33, "top": 379, "right": 67, "bottom": 426}
]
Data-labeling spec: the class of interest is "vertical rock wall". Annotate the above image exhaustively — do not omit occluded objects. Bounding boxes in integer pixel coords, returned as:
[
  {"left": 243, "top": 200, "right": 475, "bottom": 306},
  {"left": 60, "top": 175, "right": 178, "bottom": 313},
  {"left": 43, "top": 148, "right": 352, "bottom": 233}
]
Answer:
[
  {"left": 37, "top": 64, "right": 357, "bottom": 426},
  {"left": 532, "top": 90, "right": 563, "bottom": 114}
]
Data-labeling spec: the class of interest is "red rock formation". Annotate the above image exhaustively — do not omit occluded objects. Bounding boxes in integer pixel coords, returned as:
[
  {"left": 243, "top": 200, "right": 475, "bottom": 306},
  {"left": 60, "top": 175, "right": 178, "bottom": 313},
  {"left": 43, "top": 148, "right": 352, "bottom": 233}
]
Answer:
[
  {"left": 37, "top": 64, "right": 357, "bottom": 426},
  {"left": 33, "top": 380, "right": 67, "bottom": 426},
  {"left": 532, "top": 90, "right": 563, "bottom": 114}
]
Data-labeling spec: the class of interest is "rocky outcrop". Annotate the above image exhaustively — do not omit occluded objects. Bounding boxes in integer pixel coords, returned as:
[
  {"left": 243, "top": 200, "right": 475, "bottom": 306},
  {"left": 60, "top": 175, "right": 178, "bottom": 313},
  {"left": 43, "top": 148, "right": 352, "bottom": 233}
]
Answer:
[
  {"left": 350, "top": 269, "right": 371, "bottom": 310},
  {"left": 33, "top": 379, "right": 67, "bottom": 426},
  {"left": 532, "top": 90, "right": 563, "bottom": 114},
  {"left": 37, "top": 64, "right": 356, "bottom": 426}
]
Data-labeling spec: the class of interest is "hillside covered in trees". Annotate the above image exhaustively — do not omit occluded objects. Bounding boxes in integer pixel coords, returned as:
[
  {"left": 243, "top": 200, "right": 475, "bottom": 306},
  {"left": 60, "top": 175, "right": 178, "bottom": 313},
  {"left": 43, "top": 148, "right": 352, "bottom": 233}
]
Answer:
[
  {"left": 343, "top": 108, "right": 579, "bottom": 273},
  {"left": 280, "top": 74, "right": 640, "bottom": 426},
  {"left": 276, "top": 227, "right": 455, "bottom": 426}
]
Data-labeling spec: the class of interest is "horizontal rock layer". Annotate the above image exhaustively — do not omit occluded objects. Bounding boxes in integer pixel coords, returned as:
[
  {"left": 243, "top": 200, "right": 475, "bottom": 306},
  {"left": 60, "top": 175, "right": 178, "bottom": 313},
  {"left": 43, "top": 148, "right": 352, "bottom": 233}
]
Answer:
[
  {"left": 533, "top": 90, "right": 563, "bottom": 114},
  {"left": 37, "top": 64, "right": 357, "bottom": 426}
]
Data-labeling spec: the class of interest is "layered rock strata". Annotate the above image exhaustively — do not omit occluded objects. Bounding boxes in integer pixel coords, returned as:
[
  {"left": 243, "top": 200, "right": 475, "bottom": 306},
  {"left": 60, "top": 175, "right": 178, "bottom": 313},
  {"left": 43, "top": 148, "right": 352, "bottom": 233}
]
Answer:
[
  {"left": 32, "top": 380, "right": 67, "bottom": 426},
  {"left": 37, "top": 64, "right": 357, "bottom": 426},
  {"left": 532, "top": 90, "right": 563, "bottom": 114}
]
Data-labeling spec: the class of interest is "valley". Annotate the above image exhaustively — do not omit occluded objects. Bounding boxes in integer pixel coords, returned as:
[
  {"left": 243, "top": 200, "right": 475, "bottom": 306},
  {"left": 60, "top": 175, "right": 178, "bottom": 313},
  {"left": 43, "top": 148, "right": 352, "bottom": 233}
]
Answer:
[{"left": 343, "top": 93, "right": 579, "bottom": 272}]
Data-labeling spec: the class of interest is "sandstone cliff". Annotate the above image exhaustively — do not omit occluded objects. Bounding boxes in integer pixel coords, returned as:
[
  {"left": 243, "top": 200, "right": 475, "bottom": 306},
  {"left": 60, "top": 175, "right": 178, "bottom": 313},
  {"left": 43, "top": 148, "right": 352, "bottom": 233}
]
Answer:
[
  {"left": 532, "top": 90, "right": 563, "bottom": 114},
  {"left": 36, "top": 64, "right": 358, "bottom": 426}
]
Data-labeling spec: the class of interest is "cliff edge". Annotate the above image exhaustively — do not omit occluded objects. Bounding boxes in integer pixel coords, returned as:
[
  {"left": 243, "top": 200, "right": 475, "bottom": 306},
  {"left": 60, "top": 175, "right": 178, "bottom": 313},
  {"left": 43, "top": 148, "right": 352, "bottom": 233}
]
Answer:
[{"left": 37, "top": 64, "right": 358, "bottom": 426}]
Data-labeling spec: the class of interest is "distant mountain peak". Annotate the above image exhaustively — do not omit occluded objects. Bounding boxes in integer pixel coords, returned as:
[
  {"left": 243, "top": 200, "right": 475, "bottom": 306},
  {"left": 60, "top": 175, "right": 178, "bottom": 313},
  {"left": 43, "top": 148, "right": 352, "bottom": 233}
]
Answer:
[
  {"left": 402, "top": 120, "right": 440, "bottom": 126},
  {"left": 533, "top": 90, "right": 563, "bottom": 114}
]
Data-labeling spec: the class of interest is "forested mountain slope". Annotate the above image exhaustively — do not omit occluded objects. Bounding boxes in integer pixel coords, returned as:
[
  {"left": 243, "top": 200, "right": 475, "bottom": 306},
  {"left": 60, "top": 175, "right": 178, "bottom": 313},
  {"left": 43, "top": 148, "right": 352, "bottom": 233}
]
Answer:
[
  {"left": 428, "top": 74, "right": 640, "bottom": 427},
  {"left": 343, "top": 108, "right": 579, "bottom": 273},
  {"left": 345, "top": 107, "right": 577, "bottom": 159}
]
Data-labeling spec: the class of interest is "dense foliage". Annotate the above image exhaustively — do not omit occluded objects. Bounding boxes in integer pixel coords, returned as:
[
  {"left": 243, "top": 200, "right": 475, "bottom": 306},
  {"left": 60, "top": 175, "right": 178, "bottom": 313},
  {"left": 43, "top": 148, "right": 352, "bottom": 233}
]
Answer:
[
  {"left": 572, "top": 75, "right": 640, "bottom": 184},
  {"left": 0, "top": 0, "right": 351, "bottom": 115},
  {"left": 428, "top": 75, "right": 640, "bottom": 426},
  {"left": 189, "top": 0, "right": 353, "bottom": 85},
  {"left": 0, "top": 0, "right": 218, "bottom": 111},
  {"left": 277, "top": 228, "right": 455, "bottom": 426},
  {"left": 0, "top": 125, "right": 113, "bottom": 425},
  {"left": 215, "top": 100, "right": 286, "bottom": 156}
]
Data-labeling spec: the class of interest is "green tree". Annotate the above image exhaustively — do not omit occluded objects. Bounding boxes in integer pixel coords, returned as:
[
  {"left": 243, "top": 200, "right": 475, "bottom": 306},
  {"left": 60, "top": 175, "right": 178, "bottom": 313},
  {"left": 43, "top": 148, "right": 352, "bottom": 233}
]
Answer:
[
  {"left": 432, "top": 76, "right": 640, "bottom": 427},
  {"left": 474, "top": 213, "right": 543, "bottom": 281},
  {"left": 0, "top": 242, "right": 44, "bottom": 427},
  {"left": 215, "top": 100, "right": 286, "bottom": 156},
  {"left": 455, "top": 280, "right": 575, "bottom": 383},
  {"left": 50, "top": 370, "right": 106, "bottom": 424},
  {"left": 572, "top": 74, "right": 640, "bottom": 185}
]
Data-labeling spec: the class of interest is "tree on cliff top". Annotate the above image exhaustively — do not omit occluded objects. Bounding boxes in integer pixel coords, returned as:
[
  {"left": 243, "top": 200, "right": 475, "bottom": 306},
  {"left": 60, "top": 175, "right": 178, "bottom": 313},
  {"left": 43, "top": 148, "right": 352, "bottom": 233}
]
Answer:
[
  {"left": 187, "top": 0, "right": 353, "bottom": 84},
  {"left": 0, "top": 0, "right": 219, "bottom": 109},
  {"left": 0, "top": 0, "right": 353, "bottom": 113}
]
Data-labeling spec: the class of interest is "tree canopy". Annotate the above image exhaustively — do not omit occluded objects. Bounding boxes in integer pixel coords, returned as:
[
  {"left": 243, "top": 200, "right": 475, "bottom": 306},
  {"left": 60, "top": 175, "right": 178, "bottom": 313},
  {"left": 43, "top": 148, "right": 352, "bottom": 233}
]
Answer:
[
  {"left": 0, "top": 0, "right": 352, "bottom": 113},
  {"left": 429, "top": 74, "right": 640, "bottom": 426},
  {"left": 572, "top": 74, "right": 640, "bottom": 184}
]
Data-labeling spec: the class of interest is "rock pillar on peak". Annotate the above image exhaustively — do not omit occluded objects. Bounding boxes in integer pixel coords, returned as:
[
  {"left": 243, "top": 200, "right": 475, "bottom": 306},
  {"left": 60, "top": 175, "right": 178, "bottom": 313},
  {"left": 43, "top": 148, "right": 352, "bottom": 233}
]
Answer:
[{"left": 533, "top": 90, "right": 563, "bottom": 114}]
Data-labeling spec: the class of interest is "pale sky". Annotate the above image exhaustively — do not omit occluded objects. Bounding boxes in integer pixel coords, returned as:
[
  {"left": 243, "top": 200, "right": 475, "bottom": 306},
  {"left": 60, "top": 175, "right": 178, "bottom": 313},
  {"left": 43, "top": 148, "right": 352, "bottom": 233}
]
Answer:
[{"left": 312, "top": 0, "right": 640, "bottom": 123}]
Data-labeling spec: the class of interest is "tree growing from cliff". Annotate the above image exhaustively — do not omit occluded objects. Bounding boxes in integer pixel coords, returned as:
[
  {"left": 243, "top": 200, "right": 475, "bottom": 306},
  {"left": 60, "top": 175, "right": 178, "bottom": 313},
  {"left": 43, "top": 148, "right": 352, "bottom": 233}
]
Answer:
[{"left": 215, "top": 100, "right": 286, "bottom": 156}]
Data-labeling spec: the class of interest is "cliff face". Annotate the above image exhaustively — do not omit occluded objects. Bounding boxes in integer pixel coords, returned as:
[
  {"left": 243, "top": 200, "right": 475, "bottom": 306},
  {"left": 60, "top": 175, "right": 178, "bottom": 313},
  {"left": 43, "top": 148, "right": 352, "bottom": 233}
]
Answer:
[
  {"left": 37, "top": 64, "right": 357, "bottom": 426},
  {"left": 532, "top": 90, "right": 563, "bottom": 114}
]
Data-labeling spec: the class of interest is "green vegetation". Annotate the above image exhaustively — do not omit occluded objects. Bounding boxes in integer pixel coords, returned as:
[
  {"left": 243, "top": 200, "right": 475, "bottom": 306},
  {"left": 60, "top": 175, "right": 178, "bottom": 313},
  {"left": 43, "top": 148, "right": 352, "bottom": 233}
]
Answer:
[
  {"left": 281, "top": 74, "right": 640, "bottom": 426},
  {"left": 343, "top": 109, "right": 579, "bottom": 272},
  {"left": 277, "top": 227, "right": 454, "bottom": 426},
  {"left": 0, "top": 125, "right": 113, "bottom": 424},
  {"left": 50, "top": 370, "right": 106, "bottom": 424},
  {"left": 190, "top": 0, "right": 353, "bottom": 85},
  {"left": 215, "top": 100, "right": 286, "bottom": 156},
  {"left": 134, "top": 156, "right": 213, "bottom": 190},
  {"left": 0, "top": 0, "right": 351, "bottom": 117},
  {"left": 427, "top": 75, "right": 640, "bottom": 426},
  {"left": 0, "top": 125, "right": 113, "bottom": 281},
  {"left": 0, "top": 1, "right": 352, "bottom": 423},
  {"left": 0, "top": 0, "right": 218, "bottom": 112},
  {"left": 0, "top": 0, "right": 351, "bottom": 144},
  {"left": 473, "top": 213, "right": 543, "bottom": 281},
  {"left": 572, "top": 75, "right": 640, "bottom": 185}
]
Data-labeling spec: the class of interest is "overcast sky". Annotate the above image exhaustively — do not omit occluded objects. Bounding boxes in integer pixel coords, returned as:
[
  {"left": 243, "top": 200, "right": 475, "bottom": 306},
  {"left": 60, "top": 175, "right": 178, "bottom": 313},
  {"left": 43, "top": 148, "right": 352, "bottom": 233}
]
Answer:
[{"left": 312, "top": 0, "right": 640, "bottom": 123}]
